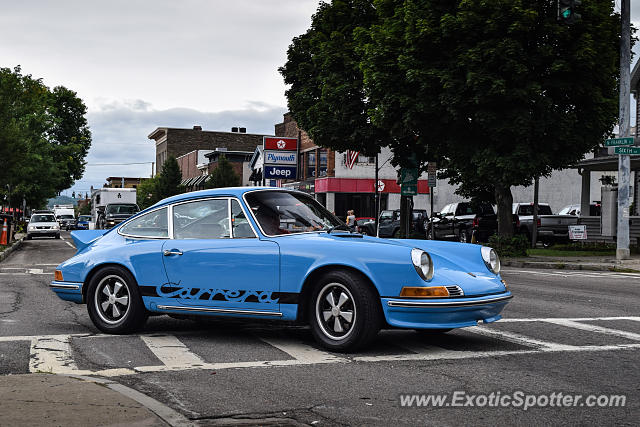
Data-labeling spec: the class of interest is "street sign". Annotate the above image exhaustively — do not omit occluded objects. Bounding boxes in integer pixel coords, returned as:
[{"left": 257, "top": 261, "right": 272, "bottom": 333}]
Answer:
[
  {"left": 263, "top": 165, "right": 297, "bottom": 179},
  {"left": 605, "top": 137, "right": 634, "bottom": 147},
  {"left": 401, "top": 185, "right": 417, "bottom": 196},
  {"left": 428, "top": 173, "right": 436, "bottom": 187},
  {"left": 614, "top": 146, "right": 640, "bottom": 155}
]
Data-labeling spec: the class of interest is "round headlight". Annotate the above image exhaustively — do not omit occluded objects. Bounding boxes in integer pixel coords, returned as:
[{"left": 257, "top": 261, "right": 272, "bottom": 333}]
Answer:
[
  {"left": 481, "top": 247, "right": 500, "bottom": 274},
  {"left": 411, "top": 248, "right": 434, "bottom": 281}
]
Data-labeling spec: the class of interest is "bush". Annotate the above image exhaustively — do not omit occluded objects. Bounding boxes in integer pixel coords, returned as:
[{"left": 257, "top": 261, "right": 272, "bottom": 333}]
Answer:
[
  {"left": 551, "top": 242, "right": 616, "bottom": 252},
  {"left": 487, "top": 234, "right": 529, "bottom": 258}
]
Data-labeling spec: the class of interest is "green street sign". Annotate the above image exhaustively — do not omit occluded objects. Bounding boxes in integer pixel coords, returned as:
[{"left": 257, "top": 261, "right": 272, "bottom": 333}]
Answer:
[
  {"left": 401, "top": 185, "right": 417, "bottom": 196},
  {"left": 614, "top": 146, "right": 640, "bottom": 155},
  {"left": 605, "top": 137, "right": 634, "bottom": 147},
  {"left": 401, "top": 168, "right": 418, "bottom": 186}
]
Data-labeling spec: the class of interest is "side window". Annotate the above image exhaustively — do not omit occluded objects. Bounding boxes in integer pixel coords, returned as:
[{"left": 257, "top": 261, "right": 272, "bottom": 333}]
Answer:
[
  {"left": 231, "top": 199, "right": 256, "bottom": 238},
  {"left": 173, "top": 199, "right": 230, "bottom": 239},
  {"left": 444, "top": 205, "right": 454, "bottom": 216},
  {"left": 120, "top": 207, "right": 168, "bottom": 238}
]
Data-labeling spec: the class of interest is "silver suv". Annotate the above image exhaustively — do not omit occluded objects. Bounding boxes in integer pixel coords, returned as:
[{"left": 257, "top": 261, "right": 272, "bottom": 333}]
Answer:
[{"left": 27, "top": 213, "right": 60, "bottom": 239}]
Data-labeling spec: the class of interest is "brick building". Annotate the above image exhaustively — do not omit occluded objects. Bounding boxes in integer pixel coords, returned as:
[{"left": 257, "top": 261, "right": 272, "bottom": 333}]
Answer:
[
  {"left": 104, "top": 177, "right": 148, "bottom": 189},
  {"left": 148, "top": 126, "right": 271, "bottom": 171}
]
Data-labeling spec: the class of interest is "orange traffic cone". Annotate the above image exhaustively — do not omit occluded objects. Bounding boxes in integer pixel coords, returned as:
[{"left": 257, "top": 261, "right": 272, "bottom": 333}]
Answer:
[{"left": 0, "top": 219, "right": 7, "bottom": 245}]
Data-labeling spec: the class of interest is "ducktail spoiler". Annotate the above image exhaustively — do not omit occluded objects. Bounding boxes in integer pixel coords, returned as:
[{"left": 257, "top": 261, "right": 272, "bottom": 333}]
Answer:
[{"left": 70, "top": 230, "right": 108, "bottom": 252}]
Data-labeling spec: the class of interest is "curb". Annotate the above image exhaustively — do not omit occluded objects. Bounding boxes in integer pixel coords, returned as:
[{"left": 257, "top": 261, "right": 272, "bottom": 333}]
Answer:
[
  {"left": 502, "top": 259, "right": 640, "bottom": 273},
  {"left": 0, "top": 237, "right": 24, "bottom": 263},
  {"left": 66, "top": 375, "right": 196, "bottom": 427}
]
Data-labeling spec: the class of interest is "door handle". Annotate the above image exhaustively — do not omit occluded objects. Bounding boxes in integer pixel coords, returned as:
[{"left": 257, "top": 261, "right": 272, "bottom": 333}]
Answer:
[{"left": 163, "top": 249, "right": 183, "bottom": 256}]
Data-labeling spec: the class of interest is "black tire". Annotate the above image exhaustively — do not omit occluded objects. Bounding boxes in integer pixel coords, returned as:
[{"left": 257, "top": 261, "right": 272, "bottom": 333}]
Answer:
[
  {"left": 308, "top": 270, "right": 381, "bottom": 352},
  {"left": 55, "top": 233, "right": 61, "bottom": 239},
  {"left": 459, "top": 229, "right": 469, "bottom": 243},
  {"left": 26, "top": 234, "right": 31, "bottom": 240},
  {"left": 426, "top": 226, "right": 435, "bottom": 240},
  {"left": 392, "top": 228, "right": 400, "bottom": 238},
  {"left": 87, "top": 266, "right": 147, "bottom": 334},
  {"left": 360, "top": 228, "right": 369, "bottom": 236}
]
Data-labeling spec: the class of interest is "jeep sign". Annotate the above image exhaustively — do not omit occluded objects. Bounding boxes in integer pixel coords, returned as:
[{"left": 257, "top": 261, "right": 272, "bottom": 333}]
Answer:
[{"left": 264, "top": 165, "right": 297, "bottom": 179}]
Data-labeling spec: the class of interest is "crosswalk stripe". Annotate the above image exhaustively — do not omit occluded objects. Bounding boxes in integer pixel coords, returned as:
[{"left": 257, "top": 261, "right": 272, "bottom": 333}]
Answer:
[
  {"left": 467, "top": 326, "right": 575, "bottom": 350},
  {"left": 140, "top": 334, "right": 206, "bottom": 368},
  {"left": 258, "top": 336, "right": 347, "bottom": 364},
  {"left": 543, "top": 319, "right": 640, "bottom": 341},
  {"left": 29, "top": 335, "right": 91, "bottom": 375}
]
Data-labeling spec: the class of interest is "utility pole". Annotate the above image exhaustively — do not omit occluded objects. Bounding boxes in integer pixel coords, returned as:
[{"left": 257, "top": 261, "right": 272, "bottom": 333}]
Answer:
[
  {"left": 375, "top": 152, "right": 379, "bottom": 237},
  {"left": 617, "top": 0, "right": 631, "bottom": 260},
  {"left": 532, "top": 177, "right": 539, "bottom": 248}
]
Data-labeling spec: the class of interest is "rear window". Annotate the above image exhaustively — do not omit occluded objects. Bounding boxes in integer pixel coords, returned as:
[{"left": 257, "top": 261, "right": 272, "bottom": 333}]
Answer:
[
  {"left": 107, "top": 204, "right": 139, "bottom": 214},
  {"left": 78, "top": 216, "right": 92, "bottom": 221},
  {"left": 516, "top": 205, "right": 552, "bottom": 216},
  {"left": 58, "top": 215, "right": 74, "bottom": 219},
  {"left": 455, "top": 203, "right": 494, "bottom": 216}
]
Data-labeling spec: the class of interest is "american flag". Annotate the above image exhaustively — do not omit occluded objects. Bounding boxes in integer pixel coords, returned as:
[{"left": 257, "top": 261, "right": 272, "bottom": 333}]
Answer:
[{"left": 345, "top": 150, "right": 359, "bottom": 169}]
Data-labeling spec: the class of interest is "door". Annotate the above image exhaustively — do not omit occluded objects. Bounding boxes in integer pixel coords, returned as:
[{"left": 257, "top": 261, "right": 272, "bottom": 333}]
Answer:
[{"left": 161, "top": 198, "right": 281, "bottom": 313}]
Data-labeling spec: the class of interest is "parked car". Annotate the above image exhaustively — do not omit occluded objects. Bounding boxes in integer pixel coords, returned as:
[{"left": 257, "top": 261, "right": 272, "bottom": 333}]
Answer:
[
  {"left": 359, "top": 209, "right": 428, "bottom": 237},
  {"left": 557, "top": 203, "right": 601, "bottom": 217},
  {"left": 26, "top": 213, "right": 60, "bottom": 239},
  {"left": 75, "top": 215, "right": 92, "bottom": 230},
  {"left": 50, "top": 188, "right": 512, "bottom": 352},
  {"left": 97, "top": 203, "right": 140, "bottom": 229},
  {"left": 513, "top": 203, "right": 578, "bottom": 244},
  {"left": 426, "top": 202, "right": 506, "bottom": 243},
  {"left": 353, "top": 217, "right": 375, "bottom": 233}
]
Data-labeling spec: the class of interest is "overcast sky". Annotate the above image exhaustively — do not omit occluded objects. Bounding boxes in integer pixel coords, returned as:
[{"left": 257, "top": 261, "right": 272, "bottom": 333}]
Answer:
[{"left": 0, "top": 0, "right": 638, "bottom": 197}]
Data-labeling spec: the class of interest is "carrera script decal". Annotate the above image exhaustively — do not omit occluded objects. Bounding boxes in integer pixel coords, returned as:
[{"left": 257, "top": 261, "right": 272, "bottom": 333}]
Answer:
[{"left": 155, "top": 282, "right": 279, "bottom": 304}]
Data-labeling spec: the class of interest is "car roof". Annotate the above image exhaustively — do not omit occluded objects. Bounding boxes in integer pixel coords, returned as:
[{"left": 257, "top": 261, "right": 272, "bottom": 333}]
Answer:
[{"left": 148, "top": 187, "right": 308, "bottom": 209}]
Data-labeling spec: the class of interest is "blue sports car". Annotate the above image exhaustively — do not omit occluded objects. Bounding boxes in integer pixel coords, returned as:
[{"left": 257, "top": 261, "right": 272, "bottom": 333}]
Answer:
[{"left": 51, "top": 187, "right": 512, "bottom": 351}]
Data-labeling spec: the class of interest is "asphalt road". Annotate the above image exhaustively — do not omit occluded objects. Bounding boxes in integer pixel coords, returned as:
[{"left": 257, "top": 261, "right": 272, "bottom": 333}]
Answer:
[{"left": 1, "top": 232, "right": 639, "bottom": 426}]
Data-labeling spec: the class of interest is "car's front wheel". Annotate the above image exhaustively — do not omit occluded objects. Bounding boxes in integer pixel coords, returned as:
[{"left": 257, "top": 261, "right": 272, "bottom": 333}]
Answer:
[
  {"left": 87, "top": 266, "right": 147, "bottom": 334},
  {"left": 309, "top": 270, "right": 381, "bottom": 352}
]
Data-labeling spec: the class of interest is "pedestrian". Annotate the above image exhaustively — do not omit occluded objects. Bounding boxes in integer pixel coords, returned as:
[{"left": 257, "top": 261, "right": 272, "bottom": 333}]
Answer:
[{"left": 346, "top": 210, "right": 356, "bottom": 229}]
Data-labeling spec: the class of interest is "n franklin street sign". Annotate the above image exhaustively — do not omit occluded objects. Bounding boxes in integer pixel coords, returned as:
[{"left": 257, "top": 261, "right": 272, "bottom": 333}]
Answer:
[
  {"left": 605, "top": 137, "right": 634, "bottom": 147},
  {"left": 614, "top": 146, "right": 640, "bottom": 155}
]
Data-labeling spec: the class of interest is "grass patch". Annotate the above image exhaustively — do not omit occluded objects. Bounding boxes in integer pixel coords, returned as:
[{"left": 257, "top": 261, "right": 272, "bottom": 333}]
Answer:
[{"left": 528, "top": 248, "right": 616, "bottom": 257}]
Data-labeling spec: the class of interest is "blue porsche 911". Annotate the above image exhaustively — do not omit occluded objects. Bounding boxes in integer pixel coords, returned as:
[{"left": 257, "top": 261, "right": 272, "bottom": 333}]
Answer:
[{"left": 51, "top": 187, "right": 512, "bottom": 351}]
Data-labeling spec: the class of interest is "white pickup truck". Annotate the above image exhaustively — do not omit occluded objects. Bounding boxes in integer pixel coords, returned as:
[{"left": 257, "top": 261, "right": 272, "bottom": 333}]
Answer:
[{"left": 513, "top": 203, "right": 578, "bottom": 244}]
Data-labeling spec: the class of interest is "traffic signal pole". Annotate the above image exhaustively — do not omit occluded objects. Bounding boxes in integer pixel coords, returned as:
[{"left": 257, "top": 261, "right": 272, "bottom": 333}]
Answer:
[{"left": 617, "top": 0, "right": 631, "bottom": 260}]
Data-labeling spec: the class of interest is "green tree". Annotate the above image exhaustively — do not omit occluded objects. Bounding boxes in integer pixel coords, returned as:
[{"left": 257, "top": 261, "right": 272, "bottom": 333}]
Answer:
[
  {"left": 205, "top": 155, "right": 240, "bottom": 188},
  {"left": 48, "top": 86, "right": 92, "bottom": 193},
  {"left": 279, "top": 0, "right": 388, "bottom": 157},
  {"left": 358, "top": 0, "right": 620, "bottom": 236},
  {"left": 136, "top": 176, "right": 160, "bottom": 210},
  {"left": 156, "top": 157, "right": 183, "bottom": 200}
]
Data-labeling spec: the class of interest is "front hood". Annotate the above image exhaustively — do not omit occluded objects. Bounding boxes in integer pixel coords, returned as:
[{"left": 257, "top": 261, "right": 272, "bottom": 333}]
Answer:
[{"left": 29, "top": 222, "right": 58, "bottom": 227}]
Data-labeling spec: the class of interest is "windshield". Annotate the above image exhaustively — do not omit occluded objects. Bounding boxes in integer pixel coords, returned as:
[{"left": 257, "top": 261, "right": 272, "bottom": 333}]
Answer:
[
  {"left": 31, "top": 214, "right": 56, "bottom": 222},
  {"left": 58, "top": 215, "right": 74, "bottom": 219},
  {"left": 516, "top": 205, "right": 553, "bottom": 216},
  {"left": 245, "top": 190, "right": 341, "bottom": 236},
  {"left": 78, "top": 215, "right": 92, "bottom": 221},
  {"left": 106, "top": 204, "right": 139, "bottom": 214}
]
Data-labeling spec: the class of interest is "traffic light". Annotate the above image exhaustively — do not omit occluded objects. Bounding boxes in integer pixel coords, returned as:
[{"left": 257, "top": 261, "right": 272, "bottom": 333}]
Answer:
[{"left": 558, "top": 0, "right": 581, "bottom": 25}]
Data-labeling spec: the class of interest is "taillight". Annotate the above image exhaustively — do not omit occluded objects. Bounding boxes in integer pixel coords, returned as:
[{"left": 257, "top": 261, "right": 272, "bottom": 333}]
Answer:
[
  {"left": 536, "top": 218, "right": 541, "bottom": 227},
  {"left": 472, "top": 216, "right": 479, "bottom": 227}
]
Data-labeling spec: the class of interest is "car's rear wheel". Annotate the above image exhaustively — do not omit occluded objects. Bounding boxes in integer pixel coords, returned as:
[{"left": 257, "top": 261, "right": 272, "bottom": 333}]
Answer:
[
  {"left": 309, "top": 270, "right": 380, "bottom": 352},
  {"left": 87, "top": 266, "right": 147, "bottom": 334},
  {"left": 55, "top": 233, "right": 61, "bottom": 239}
]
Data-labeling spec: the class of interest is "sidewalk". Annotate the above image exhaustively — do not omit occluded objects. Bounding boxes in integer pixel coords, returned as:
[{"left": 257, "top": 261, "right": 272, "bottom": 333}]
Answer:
[
  {"left": 0, "top": 374, "right": 190, "bottom": 426},
  {"left": 0, "top": 233, "right": 24, "bottom": 263},
  {"left": 502, "top": 254, "right": 640, "bottom": 272}
]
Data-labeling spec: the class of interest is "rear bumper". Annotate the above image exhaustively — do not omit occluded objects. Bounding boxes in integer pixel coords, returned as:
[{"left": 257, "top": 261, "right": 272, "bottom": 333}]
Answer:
[
  {"left": 50, "top": 281, "right": 83, "bottom": 303},
  {"left": 382, "top": 292, "right": 512, "bottom": 329}
]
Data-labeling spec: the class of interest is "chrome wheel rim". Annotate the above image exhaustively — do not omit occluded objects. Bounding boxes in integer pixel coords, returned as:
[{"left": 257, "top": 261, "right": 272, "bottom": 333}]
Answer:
[
  {"left": 94, "top": 275, "right": 130, "bottom": 325},
  {"left": 316, "top": 282, "right": 356, "bottom": 340}
]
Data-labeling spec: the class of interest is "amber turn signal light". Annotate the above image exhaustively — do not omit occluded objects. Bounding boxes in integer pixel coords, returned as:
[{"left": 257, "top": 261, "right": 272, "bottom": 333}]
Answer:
[
  {"left": 501, "top": 279, "right": 508, "bottom": 289},
  {"left": 400, "top": 286, "right": 449, "bottom": 298},
  {"left": 54, "top": 270, "right": 63, "bottom": 281}
]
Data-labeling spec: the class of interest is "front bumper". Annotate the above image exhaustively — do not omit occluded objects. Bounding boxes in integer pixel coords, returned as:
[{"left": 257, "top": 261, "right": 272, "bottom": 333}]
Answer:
[
  {"left": 382, "top": 292, "right": 512, "bottom": 329},
  {"left": 28, "top": 229, "right": 59, "bottom": 236},
  {"left": 50, "top": 281, "right": 83, "bottom": 303}
]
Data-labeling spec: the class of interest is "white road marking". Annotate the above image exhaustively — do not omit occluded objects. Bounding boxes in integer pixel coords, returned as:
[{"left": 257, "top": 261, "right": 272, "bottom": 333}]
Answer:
[
  {"left": 26, "top": 268, "right": 43, "bottom": 274},
  {"left": 65, "top": 241, "right": 75, "bottom": 248},
  {"left": 503, "top": 269, "right": 640, "bottom": 279},
  {"left": 29, "top": 335, "right": 92, "bottom": 375},
  {"left": 543, "top": 319, "right": 640, "bottom": 341},
  {"left": 259, "top": 336, "right": 347, "bottom": 364},
  {"left": 1, "top": 316, "right": 638, "bottom": 377},
  {"left": 140, "top": 334, "right": 206, "bottom": 368},
  {"left": 499, "top": 316, "right": 640, "bottom": 322}
]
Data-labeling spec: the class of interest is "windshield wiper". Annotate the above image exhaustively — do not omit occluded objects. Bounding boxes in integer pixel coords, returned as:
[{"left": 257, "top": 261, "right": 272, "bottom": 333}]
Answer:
[{"left": 326, "top": 224, "right": 351, "bottom": 234}]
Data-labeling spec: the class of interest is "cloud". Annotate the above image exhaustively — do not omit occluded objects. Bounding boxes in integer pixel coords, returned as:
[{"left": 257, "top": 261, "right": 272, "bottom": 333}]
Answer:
[{"left": 67, "top": 100, "right": 287, "bottom": 197}]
